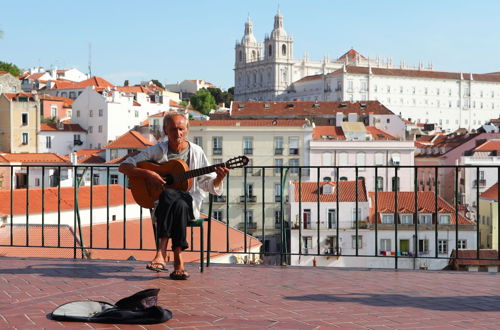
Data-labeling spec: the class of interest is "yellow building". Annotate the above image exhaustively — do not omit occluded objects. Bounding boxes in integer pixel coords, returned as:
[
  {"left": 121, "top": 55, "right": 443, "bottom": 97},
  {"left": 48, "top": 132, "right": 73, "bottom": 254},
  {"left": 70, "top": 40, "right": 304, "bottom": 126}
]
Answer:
[
  {"left": 0, "top": 93, "right": 40, "bottom": 153},
  {"left": 480, "top": 183, "right": 498, "bottom": 250}
]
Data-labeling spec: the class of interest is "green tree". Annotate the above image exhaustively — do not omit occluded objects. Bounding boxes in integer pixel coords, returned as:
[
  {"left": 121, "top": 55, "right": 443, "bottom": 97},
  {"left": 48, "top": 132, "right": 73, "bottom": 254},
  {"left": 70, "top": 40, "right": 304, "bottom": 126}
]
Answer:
[
  {"left": 0, "top": 61, "right": 21, "bottom": 76},
  {"left": 222, "top": 87, "right": 234, "bottom": 108},
  {"left": 206, "top": 87, "right": 224, "bottom": 105},
  {"left": 179, "top": 100, "right": 189, "bottom": 107},
  {"left": 150, "top": 79, "right": 164, "bottom": 89},
  {"left": 190, "top": 89, "right": 216, "bottom": 115}
]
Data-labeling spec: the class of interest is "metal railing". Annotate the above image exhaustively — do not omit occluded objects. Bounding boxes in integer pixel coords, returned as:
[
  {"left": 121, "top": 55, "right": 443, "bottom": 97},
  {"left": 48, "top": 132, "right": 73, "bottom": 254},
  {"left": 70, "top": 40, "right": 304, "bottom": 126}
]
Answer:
[{"left": 0, "top": 163, "right": 499, "bottom": 270}]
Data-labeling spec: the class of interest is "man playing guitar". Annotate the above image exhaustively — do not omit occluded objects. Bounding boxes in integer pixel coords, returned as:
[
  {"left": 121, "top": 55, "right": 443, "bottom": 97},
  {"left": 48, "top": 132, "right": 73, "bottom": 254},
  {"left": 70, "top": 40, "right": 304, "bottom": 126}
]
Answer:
[{"left": 119, "top": 113, "right": 228, "bottom": 280}]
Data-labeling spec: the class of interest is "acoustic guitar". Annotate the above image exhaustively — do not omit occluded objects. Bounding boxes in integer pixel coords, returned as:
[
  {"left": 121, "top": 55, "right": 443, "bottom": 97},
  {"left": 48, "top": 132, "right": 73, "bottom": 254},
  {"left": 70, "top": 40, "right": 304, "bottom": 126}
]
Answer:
[{"left": 129, "top": 156, "right": 249, "bottom": 208}]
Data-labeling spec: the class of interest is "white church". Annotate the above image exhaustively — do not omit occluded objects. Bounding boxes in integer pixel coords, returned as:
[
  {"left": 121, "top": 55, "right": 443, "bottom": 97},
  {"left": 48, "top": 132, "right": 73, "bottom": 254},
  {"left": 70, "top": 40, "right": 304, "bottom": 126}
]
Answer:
[{"left": 234, "top": 11, "right": 500, "bottom": 131}]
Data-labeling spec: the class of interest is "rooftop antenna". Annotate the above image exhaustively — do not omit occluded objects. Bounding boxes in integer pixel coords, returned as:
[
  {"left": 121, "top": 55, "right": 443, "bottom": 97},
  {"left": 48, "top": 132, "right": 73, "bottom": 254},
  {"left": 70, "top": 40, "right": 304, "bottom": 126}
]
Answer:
[{"left": 88, "top": 42, "right": 92, "bottom": 77}]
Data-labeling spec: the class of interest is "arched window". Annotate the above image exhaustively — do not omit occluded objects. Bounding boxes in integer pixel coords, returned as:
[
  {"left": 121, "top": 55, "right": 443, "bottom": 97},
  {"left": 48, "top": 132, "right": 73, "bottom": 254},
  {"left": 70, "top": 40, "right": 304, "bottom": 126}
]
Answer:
[
  {"left": 252, "top": 50, "right": 256, "bottom": 60},
  {"left": 282, "top": 44, "right": 287, "bottom": 56},
  {"left": 376, "top": 176, "right": 384, "bottom": 191},
  {"left": 268, "top": 44, "right": 272, "bottom": 57},
  {"left": 239, "top": 50, "right": 242, "bottom": 61}
]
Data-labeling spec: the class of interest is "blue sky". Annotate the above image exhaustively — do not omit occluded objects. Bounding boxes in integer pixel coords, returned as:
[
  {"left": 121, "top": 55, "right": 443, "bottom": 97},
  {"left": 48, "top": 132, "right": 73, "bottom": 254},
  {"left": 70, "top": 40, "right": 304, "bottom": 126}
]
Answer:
[{"left": 1, "top": 0, "right": 498, "bottom": 89}]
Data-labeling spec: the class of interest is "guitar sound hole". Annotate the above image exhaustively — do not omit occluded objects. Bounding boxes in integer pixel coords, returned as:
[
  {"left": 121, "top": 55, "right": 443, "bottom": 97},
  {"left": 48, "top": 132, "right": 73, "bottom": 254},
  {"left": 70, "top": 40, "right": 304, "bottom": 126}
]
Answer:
[{"left": 164, "top": 174, "right": 174, "bottom": 185}]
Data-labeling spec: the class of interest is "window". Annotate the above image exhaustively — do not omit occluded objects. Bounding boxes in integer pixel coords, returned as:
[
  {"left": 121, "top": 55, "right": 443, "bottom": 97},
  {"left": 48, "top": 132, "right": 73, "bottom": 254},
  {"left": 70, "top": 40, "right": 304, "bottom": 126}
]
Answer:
[
  {"left": 438, "top": 214, "right": 451, "bottom": 224},
  {"left": 45, "top": 136, "right": 51, "bottom": 149},
  {"left": 213, "top": 136, "right": 222, "bottom": 154},
  {"left": 458, "top": 239, "right": 467, "bottom": 249},
  {"left": 382, "top": 214, "right": 394, "bottom": 224},
  {"left": 347, "top": 80, "right": 353, "bottom": 92},
  {"left": 326, "top": 236, "right": 337, "bottom": 254},
  {"left": 193, "top": 136, "right": 202, "bottom": 146},
  {"left": 351, "top": 235, "right": 363, "bottom": 249},
  {"left": 322, "top": 183, "right": 333, "bottom": 194},
  {"left": 69, "top": 91, "right": 76, "bottom": 99},
  {"left": 99, "top": 109, "right": 103, "bottom": 117},
  {"left": 274, "top": 210, "right": 281, "bottom": 228},
  {"left": 289, "top": 158, "right": 299, "bottom": 174},
  {"left": 386, "top": 85, "right": 391, "bottom": 93},
  {"left": 438, "top": 240, "right": 448, "bottom": 254},
  {"left": 400, "top": 214, "right": 413, "bottom": 224},
  {"left": 303, "top": 236, "right": 312, "bottom": 253},
  {"left": 93, "top": 174, "right": 99, "bottom": 185},
  {"left": 213, "top": 210, "right": 224, "bottom": 222},
  {"left": 303, "top": 209, "right": 311, "bottom": 229},
  {"left": 419, "top": 239, "right": 429, "bottom": 254},
  {"left": 419, "top": 214, "right": 432, "bottom": 225},
  {"left": 245, "top": 210, "right": 254, "bottom": 225},
  {"left": 380, "top": 239, "right": 391, "bottom": 252},
  {"left": 135, "top": 110, "right": 139, "bottom": 118},
  {"left": 245, "top": 183, "right": 254, "bottom": 197},
  {"left": 282, "top": 44, "right": 286, "bottom": 56},
  {"left": 89, "top": 110, "right": 93, "bottom": 117},
  {"left": 361, "top": 80, "right": 368, "bottom": 92},
  {"left": 21, "top": 113, "right": 28, "bottom": 125},
  {"left": 22, "top": 132, "right": 28, "bottom": 145},
  {"left": 88, "top": 126, "right": 93, "bottom": 133},
  {"left": 274, "top": 183, "right": 281, "bottom": 202},
  {"left": 356, "top": 152, "right": 365, "bottom": 169},
  {"left": 274, "top": 137, "right": 283, "bottom": 154},
  {"left": 322, "top": 152, "right": 332, "bottom": 166},
  {"left": 77, "top": 110, "right": 80, "bottom": 117},
  {"left": 110, "top": 174, "right": 119, "bottom": 184},
  {"left": 351, "top": 208, "right": 361, "bottom": 222},
  {"left": 391, "top": 177, "right": 400, "bottom": 191},
  {"left": 268, "top": 44, "right": 272, "bottom": 57},
  {"left": 274, "top": 158, "right": 283, "bottom": 174},
  {"left": 376, "top": 176, "right": 384, "bottom": 191},
  {"left": 51, "top": 105, "right": 57, "bottom": 118},
  {"left": 338, "top": 152, "right": 348, "bottom": 166},
  {"left": 98, "top": 125, "right": 102, "bottom": 133},
  {"left": 375, "top": 152, "right": 384, "bottom": 166},
  {"left": 327, "top": 209, "right": 336, "bottom": 228},
  {"left": 289, "top": 137, "right": 299, "bottom": 155},
  {"left": 34, "top": 178, "right": 40, "bottom": 187},
  {"left": 243, "top": 137, "right": 253, "bottom": 155}
]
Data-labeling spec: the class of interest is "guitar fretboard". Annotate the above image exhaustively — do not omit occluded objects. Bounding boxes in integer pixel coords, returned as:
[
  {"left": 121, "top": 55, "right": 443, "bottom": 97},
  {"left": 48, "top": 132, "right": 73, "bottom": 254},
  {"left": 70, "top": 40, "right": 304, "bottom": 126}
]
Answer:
[{"left": 175, "top": 163, "right": 225, "bottom": 182}]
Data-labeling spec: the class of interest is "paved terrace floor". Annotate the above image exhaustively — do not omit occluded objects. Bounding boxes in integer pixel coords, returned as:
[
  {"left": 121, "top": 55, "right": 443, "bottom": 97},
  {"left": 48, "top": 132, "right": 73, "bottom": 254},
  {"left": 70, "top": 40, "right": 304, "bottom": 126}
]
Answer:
[{"left": 0, "top": 257, "right": 499, "bottom": 329}]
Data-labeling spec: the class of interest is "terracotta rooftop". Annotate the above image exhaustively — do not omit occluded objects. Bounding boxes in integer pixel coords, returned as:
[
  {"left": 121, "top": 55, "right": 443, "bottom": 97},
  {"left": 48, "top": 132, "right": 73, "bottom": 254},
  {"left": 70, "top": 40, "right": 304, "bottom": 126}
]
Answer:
[
  {"left": 328, "top": 65, "right": 500, "bottom": 83},
  {"left": 232, "top": 101, "right": 394, "bottom": 117},
  {"left": 312, "top": 125, "right": 396, "bottom": 140},
  {"left": 106, "top": 151, "right": 141, "bottom": 164},
  {"left": 190, "top": 119, "right": 309, "bottom": 127},
  {"left": 474, "top": 140, "right": 500, "bottom": 152},
  {"left": 0, "top": 153, "right": 70, "bottom": 164},
  {"left": 0, "top": 185, "right": 135, "bottom": 216},
  {"left": 337, "top": 48, "right": 368, "bottom": 61},
  {"left": 49, "top": 76, "right": 114, "bottom": 91},
  {"left": 40, "top": 123, "right": 86, "bottom": 132},
  {"left": 293, "top": 180, "right": 367, "bottom": 203},
  {"left": 449, "top": 249, "right": 500, "bottom": 266},
  {"left": 38, "top": 94, "right": 74, "bottom": 107},
  {"left": 1, "top": 93, "right": 36, "bottom": 101},
  {"left": 368, "top": 191, "right": 473, "bottom": 225},
  {"left": 104, "top": 130, "right": 154, "bottom": 149},
  {"left": 481, "top": 183, "right": 498, "bottom": 201}
]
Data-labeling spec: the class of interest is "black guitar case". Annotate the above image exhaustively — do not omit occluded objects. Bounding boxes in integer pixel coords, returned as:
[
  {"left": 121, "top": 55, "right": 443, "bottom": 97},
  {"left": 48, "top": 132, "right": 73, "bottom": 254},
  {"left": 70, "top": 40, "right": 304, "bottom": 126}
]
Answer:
[{"left": 49, "top": 288, "right": 172, "bottom": 324}]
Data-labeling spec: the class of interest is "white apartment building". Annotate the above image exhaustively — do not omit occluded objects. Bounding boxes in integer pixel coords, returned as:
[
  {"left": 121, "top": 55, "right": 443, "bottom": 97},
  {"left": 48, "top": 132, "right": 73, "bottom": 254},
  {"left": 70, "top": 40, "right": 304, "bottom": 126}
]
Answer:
[
  {"left": 289, "top": 186, "right": 477, "bottom": 270},
  {"left": 38, "top": 123, "right": 87, "bottom": 155},
  {"left": 165, "top": 79, "right": 216, "bottom": 100},
  {"left": 71, "top": 86, "right": 168, "bottom": 149},
  {"left": 188, "top": 119, "right": 313, "bottom": 257},
  {"left": 310, "top": 122, "right": 416, "bottom": 192}
]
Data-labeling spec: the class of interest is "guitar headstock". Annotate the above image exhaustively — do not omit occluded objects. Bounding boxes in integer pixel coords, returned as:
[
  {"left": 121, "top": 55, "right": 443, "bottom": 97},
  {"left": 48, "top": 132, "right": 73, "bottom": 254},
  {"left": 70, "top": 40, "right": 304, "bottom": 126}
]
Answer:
[{"left": 224, "top": 155, "right": 249, "bottom": 169}]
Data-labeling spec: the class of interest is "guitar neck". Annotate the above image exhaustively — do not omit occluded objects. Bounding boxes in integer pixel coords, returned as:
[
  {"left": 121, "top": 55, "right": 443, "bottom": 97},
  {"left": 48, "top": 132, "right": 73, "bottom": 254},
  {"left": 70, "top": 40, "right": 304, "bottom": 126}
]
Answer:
[{"left": 178, "top": 163, "right": 225, "bottom": 181}]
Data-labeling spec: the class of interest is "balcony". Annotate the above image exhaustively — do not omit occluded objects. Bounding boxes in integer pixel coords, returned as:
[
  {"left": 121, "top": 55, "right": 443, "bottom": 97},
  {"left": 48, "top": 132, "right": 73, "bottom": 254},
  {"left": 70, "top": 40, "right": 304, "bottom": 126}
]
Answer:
[
  {"left": 289, "top": 148, "right": 299, "bottom": 155},
  {"left": 237, "top": 221, "right": 257, "bottom": 230},
  {"left": 243, "top": 148, "right": 253, "bottom": 155},
  {"left": 473, "top": 179, "right": 487, "bottom": 188},
  {"left": 274, "top": 148, "right": 283, "bottom": 155},
  {"left": 239, "top": 195, "right": 257, "bottom": 203},
  {"left": 212, "top": 147, "right": 222, "bottom": 155},
  {"left": 212, "top": 195, "right": 226, "bottom": 203}
]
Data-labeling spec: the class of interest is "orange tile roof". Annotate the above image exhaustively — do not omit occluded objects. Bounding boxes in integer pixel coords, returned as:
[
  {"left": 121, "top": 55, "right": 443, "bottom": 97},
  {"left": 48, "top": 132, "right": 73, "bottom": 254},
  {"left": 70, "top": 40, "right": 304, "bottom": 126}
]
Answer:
[
  {"left": 190, "top": 119, "right": 309, "bottom": 127},
  {"left": 50, "top": 76, "right": 115, "bottom": 91},
  {"left": 293, "top": 180, "right": 367, "bottom": 203},
  {"left": 116, "top": 86, "right": 147, "bottom": 93},
  {"left": 312, "top": 126, "right": 396, "bottom": 140},
  {"left": 0, "top": 185, "right": 135, "bottom": 216},
  {"left": 103, "top": 130, "right": 154, "bottom": 149},
  {"left": 40, "top": 123, "right": 86, "bottom": 132},
  {"left": 169, "top": 100, "right": 182, "bottom": 107},
  {"left": 75, "top": 148, "right": 105, "bottom": 156},
  {"left": 449, "top": 249, "right": 500, "bottom": 266},
  {"left": 475, "top": 140, "right": 500, "bottom": 152},
  {"left": 106, "top": 151, "right": 141, "bottom": 164},
  {"left": 1, "top": 93, "right": 36, "bottom": 101},
  {"left": 0, "top": 153, "right": 70, "bottom": 164},
  {"left": 77, "top": 154, "right": 105, "bottom": 164},
  {"left": 337, "top": 48, "right": 368, "bottom": 61},
  {"left": 294, "top": 74, "right": 324, "bottom": 84},
  {"left": 368, "top": 191, "right": 473, "bottom": 225},
  {"left": 329, "top": 65, "right": 500, "bottom": 83},
  {"left": 481, "top": 183, "right": 498, "bottom": 201},
  {"left": 38, "top": 94, "right": 74, "bottom": 107},
  {"left": 232, "top": 101, "right": 394, "bottom": 117},
  {"left": 26, "top": 72, "right": 45, "bottom": 80}
]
